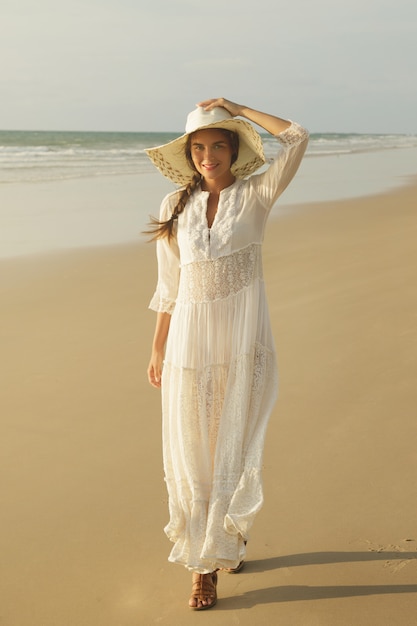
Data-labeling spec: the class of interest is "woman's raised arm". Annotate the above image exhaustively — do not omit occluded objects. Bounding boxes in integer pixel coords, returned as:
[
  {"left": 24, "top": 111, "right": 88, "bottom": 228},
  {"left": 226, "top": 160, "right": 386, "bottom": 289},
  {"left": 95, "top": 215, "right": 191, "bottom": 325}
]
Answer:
[{"left": 197, "top": 97, "right": 292, "bottom": 136}]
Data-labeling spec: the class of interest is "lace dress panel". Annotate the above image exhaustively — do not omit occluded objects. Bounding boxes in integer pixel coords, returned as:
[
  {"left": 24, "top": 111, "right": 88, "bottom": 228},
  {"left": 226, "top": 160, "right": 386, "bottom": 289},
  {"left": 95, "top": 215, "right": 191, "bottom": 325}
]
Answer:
[{"left": 178, "top": 243, "right": 263, "bottom": 304}]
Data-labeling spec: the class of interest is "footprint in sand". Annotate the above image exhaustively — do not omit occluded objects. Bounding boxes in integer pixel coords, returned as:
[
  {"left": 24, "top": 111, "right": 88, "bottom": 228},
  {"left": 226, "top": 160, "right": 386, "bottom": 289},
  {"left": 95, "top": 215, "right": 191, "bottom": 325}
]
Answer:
[{"left": 361, "top": 538, "right": 417, "bottom": 573}]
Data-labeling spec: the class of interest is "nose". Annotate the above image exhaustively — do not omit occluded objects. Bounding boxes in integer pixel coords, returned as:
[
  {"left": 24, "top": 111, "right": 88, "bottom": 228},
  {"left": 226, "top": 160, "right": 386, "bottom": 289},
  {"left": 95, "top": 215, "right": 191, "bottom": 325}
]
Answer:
[{"left": 202, "top": 146, "right": 215, "bottom": 160}]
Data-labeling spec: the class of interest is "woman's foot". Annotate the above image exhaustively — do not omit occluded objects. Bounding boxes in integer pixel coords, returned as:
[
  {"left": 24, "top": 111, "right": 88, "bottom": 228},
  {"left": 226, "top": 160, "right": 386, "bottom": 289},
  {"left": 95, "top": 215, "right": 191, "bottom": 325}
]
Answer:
[
  {"left": 222, "top": 540, "right": 247, "bottom": 573},
  {"left": 223, "top": 559, "right": 245, "bottom": 573},
  {"left": 189, "top": 571, "right": 218, "bottom": 610}
]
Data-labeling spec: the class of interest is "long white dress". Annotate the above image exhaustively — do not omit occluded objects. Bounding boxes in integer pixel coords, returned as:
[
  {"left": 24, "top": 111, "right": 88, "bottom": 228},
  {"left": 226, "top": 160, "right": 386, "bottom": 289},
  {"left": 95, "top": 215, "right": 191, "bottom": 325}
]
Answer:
[{"left": 149, "top": 121, "right": 309, "bottom": 574}]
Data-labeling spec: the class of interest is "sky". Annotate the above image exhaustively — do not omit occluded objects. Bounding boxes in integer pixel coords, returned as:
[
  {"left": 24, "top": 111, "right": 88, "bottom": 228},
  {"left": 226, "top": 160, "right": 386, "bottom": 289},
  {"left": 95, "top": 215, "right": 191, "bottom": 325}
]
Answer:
[{"left": 1, "top": 0, "right": 416, "bottom": 134}]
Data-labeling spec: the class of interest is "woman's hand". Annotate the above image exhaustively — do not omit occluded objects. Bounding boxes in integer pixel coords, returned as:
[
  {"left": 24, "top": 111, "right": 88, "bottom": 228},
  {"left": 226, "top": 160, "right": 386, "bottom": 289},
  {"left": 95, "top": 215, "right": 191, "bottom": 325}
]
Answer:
[
  {"left": 148, "top": 312, "right": 171, "bottom": 388},
  {"left": 147, "top": 350, "right": 164, "bottom": 388},
  {"left": 197, "top": 98, "right": 244, "bottom": 118}
]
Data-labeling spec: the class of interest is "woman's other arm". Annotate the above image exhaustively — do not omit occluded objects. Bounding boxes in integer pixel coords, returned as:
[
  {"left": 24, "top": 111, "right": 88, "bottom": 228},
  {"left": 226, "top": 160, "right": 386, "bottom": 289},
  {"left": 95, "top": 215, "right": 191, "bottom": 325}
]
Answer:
[{"left": 147, "top": 312, "right": 171, "bottom": 388}]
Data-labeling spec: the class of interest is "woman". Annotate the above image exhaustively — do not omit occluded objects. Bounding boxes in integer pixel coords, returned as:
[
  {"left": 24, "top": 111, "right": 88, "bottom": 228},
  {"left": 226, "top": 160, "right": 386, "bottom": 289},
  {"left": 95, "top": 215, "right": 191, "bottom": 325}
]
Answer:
[{"left": 146, "top": 98, "right": 308, "bottom": 610}]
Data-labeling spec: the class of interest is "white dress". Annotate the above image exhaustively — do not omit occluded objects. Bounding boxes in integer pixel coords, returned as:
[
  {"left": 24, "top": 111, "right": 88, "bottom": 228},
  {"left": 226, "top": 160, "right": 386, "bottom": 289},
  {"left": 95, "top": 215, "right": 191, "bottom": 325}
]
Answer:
[{"left": 149, "top": 121, "right": 309, "bottom": 574}]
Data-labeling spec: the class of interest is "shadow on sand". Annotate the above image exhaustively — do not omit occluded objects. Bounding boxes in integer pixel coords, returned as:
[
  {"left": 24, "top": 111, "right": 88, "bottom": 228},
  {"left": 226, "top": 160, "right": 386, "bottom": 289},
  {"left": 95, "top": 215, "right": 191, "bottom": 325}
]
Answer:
[
  {"left": 248, "top": 550, "right": 417, "bottom": 572},
  {"left": 219, "top": 583, "right": 417, "bottom": 609},
  {"left": 218, "top": 551, "right": 417, "bottom": 609}
]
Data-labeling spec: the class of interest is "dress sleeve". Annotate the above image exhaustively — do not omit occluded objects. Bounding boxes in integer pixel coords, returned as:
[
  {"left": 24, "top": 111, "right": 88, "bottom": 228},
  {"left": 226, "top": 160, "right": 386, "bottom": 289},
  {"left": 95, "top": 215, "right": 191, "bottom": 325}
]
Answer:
[
  {"left": 249, "top": 121, "right": 309, "bottom": 211},
  {"left": 148, "top": 193, "right": 181, "bottom": 314}
]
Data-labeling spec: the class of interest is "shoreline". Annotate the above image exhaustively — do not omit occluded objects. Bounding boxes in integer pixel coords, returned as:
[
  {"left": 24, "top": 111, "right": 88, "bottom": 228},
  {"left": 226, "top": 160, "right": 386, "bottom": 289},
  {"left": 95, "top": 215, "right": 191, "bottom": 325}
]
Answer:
[{"left": 1, "top": 145, "right": 416, "bottom": 260}]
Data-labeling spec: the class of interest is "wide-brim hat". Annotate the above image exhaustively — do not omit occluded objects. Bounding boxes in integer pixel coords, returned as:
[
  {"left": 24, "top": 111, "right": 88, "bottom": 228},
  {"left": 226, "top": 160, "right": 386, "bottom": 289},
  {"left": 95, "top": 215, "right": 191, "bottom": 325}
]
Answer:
[{"left": 145, "top": 106, "right": 266, "bottom": 186}]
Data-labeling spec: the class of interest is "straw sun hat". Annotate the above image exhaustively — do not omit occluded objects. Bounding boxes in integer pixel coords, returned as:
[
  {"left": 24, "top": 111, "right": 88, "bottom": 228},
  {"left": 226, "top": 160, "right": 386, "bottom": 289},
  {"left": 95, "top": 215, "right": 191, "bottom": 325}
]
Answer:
[{"left": 145, "top": 106, "right": 266, "bottom": 186}]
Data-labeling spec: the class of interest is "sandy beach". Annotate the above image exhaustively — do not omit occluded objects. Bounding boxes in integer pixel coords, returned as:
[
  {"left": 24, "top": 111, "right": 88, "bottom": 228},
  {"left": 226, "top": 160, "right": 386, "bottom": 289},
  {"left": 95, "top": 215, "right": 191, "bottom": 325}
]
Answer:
[{"left": 1, "top": 177, "right": 417, "bottom": 624}]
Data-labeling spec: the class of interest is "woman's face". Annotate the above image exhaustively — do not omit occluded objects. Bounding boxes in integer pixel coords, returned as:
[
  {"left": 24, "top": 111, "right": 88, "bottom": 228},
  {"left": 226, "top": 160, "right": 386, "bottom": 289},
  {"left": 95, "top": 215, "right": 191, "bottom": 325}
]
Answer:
[{"left": 189, "top": 129, "right": 235, "bottom": 184}]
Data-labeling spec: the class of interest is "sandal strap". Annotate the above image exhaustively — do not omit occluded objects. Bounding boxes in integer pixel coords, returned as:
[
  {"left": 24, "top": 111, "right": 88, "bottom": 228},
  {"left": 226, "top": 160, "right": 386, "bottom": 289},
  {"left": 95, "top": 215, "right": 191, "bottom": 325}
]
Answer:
[{"left": 191, "top": 572, "right": 217, "bottom": 600}]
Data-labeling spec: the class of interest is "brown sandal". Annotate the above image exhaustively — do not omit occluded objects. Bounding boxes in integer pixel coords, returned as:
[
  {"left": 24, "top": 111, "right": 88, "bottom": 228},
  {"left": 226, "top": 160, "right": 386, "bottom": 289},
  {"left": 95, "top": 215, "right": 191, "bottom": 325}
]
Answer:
[{"left": 189, "top": 571, "right": 218, "bottom": 610}]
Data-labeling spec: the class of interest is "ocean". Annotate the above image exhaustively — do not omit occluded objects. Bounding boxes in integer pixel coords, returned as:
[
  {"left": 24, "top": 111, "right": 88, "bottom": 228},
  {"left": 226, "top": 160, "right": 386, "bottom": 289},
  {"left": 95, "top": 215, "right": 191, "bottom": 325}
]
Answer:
[{"left": 1, "top": 129, "right": 417, "bottom": 184}]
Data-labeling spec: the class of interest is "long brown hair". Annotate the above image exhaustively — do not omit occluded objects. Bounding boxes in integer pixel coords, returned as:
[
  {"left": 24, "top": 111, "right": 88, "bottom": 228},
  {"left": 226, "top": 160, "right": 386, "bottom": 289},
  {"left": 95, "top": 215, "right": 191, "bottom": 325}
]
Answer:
[{"left": 145, "top": 129, "right": 239, "bottom": 241}]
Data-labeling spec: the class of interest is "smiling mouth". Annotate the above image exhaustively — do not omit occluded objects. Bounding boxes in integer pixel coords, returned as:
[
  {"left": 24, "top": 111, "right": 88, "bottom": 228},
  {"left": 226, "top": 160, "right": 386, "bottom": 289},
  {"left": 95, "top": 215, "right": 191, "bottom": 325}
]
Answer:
[{"left": 202, "top": 163, "right": 217, "bottom": 170}]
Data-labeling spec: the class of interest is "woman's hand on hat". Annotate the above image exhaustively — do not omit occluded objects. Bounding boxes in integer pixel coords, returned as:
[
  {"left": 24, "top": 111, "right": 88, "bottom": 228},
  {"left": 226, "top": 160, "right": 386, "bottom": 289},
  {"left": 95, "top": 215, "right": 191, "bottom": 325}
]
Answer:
[{"left": 197, "top": 98, "right": 243, "bottom": 118}]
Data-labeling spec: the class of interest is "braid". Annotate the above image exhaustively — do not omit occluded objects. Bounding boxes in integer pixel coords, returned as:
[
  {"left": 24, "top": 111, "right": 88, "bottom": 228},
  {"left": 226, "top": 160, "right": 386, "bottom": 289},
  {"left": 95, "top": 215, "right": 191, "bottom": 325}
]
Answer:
[{"left": 144, "top": 173, "right": 201, "bottom": 242}]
